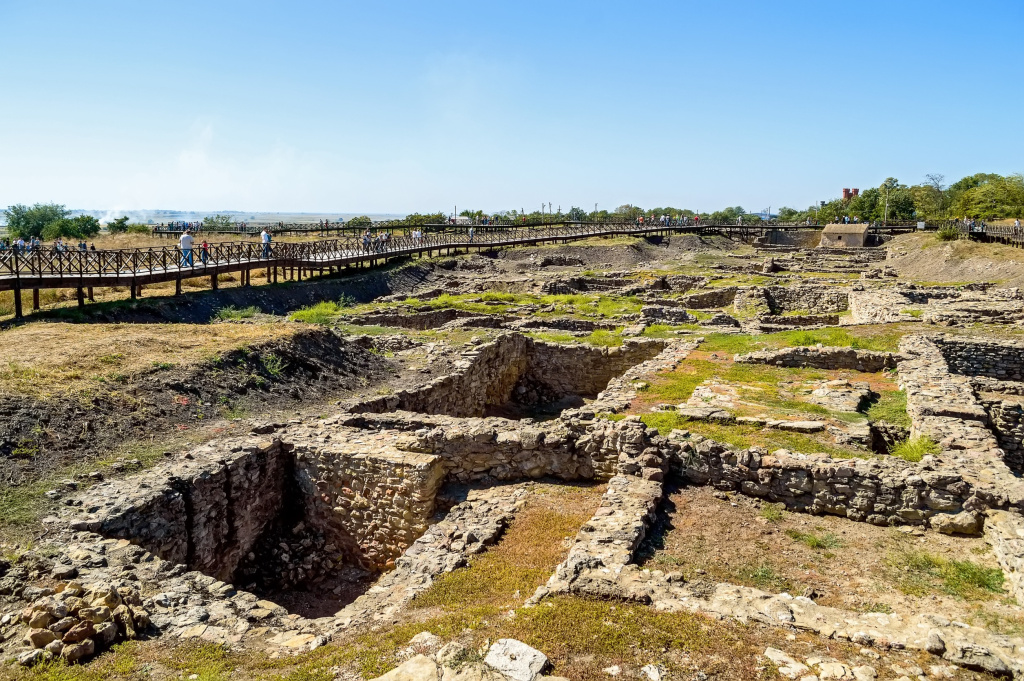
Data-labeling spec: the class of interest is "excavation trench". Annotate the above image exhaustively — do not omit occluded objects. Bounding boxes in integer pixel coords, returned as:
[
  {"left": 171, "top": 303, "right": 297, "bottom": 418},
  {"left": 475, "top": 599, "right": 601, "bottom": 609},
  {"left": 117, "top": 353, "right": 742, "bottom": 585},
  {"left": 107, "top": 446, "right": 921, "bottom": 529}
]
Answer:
[{"left": 81, "top": 333, "right": 663, "bottom": 616}]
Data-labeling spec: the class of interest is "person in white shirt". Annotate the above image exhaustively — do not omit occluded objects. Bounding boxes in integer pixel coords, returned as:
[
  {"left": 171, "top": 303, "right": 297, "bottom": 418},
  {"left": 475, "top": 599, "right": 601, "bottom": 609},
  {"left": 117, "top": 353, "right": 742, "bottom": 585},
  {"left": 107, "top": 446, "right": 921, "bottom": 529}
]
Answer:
[{"left": 179, "top": 229, "right": 194, "bottom": 267}]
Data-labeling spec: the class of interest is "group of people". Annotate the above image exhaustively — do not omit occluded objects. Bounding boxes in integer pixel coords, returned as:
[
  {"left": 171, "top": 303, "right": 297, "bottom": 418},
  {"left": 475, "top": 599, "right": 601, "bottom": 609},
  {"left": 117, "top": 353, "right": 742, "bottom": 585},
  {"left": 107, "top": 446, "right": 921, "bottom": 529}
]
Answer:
[
  {"left": 165, "top": 221, "right": 203, "bottom": 231},
  {"left": 361, "top": 230, "right": 393, "bottom": 253},
  {"left": 0, "top": 237, "right": 95, "bottom": 253},
  {"left": 634, "top": 215, "right": 697, "bottom": 227}
]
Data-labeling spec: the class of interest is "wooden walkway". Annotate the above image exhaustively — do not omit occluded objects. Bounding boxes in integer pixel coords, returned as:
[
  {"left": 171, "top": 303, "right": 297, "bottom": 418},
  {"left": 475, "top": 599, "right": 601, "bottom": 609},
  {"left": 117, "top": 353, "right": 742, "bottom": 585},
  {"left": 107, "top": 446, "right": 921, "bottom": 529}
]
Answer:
[{"left": 0, "top": 220, "right": 917, "bottom": 318}]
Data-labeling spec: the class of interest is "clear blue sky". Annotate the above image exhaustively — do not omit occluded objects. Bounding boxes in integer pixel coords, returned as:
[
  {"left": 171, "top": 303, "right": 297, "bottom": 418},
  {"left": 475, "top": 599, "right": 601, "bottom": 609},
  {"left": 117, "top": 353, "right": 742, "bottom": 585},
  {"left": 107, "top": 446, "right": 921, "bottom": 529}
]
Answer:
[{"left": 1, "top": 0, "right": 1022, "bottom": 215}]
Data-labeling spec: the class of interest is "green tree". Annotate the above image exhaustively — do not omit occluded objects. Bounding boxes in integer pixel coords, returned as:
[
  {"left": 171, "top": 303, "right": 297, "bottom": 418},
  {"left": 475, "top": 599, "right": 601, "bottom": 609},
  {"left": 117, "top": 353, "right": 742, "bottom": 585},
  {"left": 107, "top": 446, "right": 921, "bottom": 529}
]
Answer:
[
  {"left": 404, "top": 212, "right": 446, "bottom": 225},
  {"left": 566, "top": 206, "right": 588, "bottom": 221},
  {"left": 107, "top": 215, "right": 131, "bottom": 233},
  {"left": 3, "top": 203, "right": 70, "bottom": 238},
  {"left": 847, "top": 188, "right": 881, "bottom": 222},
  {"left": 613, "top": 204, "right": 643, "bottom": 219},
  {"left": 41, "top": 215, "right": 101, "bottom": 240},
  {"left": 348, "top": 215, "right": 372, "bottom": 227},
  {"left": 203, "top": 214, "right": 235, "bottom": 230},
  {"left": 949, "top": 174, "right": 1024, "bottom": 218}
]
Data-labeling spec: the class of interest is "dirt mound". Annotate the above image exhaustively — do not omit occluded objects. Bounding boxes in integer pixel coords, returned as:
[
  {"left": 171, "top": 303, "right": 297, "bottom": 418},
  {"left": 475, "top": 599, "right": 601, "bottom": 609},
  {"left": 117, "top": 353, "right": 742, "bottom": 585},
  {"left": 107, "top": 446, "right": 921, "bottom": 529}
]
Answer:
[
  {"left": 0, "top": 328, "right": 389, "bottom": 488},
  {"left": 888, "top": 232, "right": 1024, "bottom": 287}
]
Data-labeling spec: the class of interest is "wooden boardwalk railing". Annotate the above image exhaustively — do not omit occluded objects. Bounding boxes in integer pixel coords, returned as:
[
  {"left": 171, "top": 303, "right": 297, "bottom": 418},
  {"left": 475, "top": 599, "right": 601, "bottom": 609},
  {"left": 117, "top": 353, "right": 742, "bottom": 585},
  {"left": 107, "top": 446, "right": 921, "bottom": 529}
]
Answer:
[{"left": 0, "top": 219, "right": 922, "bottom": 318}]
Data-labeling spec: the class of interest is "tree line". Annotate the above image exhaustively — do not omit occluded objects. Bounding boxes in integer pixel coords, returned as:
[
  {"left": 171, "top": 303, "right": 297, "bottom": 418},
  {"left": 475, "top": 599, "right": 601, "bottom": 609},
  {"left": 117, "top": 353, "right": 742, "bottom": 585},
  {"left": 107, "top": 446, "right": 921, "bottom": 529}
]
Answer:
[{"left": 778, "top": 173, "right": 1024, "bottom": 224}]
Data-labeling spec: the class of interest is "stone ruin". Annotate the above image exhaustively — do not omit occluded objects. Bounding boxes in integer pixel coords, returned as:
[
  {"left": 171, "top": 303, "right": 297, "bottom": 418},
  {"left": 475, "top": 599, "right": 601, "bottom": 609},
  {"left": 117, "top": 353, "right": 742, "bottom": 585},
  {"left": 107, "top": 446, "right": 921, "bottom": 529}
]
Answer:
[{"left": 3, "top": 326, "right": 1021, "bottom": 678}]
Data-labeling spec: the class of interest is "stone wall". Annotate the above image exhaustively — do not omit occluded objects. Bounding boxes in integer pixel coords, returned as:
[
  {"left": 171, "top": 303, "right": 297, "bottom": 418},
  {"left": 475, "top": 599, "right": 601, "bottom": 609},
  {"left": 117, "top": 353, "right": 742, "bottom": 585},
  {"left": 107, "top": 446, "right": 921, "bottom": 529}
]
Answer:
[
  {"left": 294, "top": 440, "right": 445, "bottom": 571},
  {"left": 639, "top": 305, "right": 697, "bottom": 325},
  {"left": 980, "top": 399, "right": 1024, "bottom": 472},
  {"left": 764, "top": 285, "right": 850, "bottom": 313},
  {"left": 932, "top": 335, "right": 1024, "bottom": 380},
  {"left": 69, "top": 438, "right": 291, "bottom": 583},
  {"left": 666, "top": 430, "right": 979, "bottom": 527},
  {"left": 985, "top": 510, "right": 1024, "bottom": 603},
  {"left": 734, "top": 346, "right": 904, "bottom": 372},
  {"left": 758, "top": 314, "right": 841, "bottom": 327},
  {"left": 674, "top": 288, "right": 737, "bottom": 309}
]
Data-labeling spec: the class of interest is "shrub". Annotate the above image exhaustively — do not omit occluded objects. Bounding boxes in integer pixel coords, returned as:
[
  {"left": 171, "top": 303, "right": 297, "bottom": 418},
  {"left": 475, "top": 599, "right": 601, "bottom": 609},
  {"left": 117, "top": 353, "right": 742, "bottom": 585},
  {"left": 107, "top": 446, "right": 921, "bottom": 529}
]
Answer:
[
  {"left": 106, "top": 216, "right": 131, "bottom": 233},
  {"left": 936, "top": 224, "right": 962, "bottom": 241}
]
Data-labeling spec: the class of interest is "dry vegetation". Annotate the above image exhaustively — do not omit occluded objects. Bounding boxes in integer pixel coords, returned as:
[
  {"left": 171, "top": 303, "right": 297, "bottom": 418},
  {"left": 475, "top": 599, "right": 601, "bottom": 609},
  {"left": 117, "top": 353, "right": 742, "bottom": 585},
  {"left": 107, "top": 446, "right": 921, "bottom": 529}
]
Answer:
[{"left": 0, "top": 322, "right": 298, "bottom": 398}]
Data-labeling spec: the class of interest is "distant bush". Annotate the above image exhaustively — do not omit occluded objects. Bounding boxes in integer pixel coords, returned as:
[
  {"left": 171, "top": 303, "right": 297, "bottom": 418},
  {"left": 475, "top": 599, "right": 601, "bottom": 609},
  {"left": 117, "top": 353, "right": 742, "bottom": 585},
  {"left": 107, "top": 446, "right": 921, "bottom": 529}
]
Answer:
[
  {"left": 936, "top": 224, "right": 962, "bottom": 241},
  {"left": 107, "top": 216, "right": 131, "bottom": 233},
  {"left": 126, "top": 223, "right": 150, "bottom": 235}
]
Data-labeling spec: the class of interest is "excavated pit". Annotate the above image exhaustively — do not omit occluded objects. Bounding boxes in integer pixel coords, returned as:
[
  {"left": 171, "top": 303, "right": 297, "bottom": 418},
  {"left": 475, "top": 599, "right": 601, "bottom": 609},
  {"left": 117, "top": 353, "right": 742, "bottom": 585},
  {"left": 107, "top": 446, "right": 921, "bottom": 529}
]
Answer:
[
  {"left": 347, "top": 332, "right": 667, "bottom": 419},
  {"left": 78, "top": 334, "right": 663, "bottom": 616}
]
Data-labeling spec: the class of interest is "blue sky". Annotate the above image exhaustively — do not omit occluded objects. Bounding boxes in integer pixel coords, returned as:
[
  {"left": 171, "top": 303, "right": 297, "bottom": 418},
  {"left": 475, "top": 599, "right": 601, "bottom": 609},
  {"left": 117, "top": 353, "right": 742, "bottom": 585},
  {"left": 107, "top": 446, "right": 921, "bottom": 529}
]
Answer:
[{"left": 1, "top": 0, "right": 1022, "bottom": 215}]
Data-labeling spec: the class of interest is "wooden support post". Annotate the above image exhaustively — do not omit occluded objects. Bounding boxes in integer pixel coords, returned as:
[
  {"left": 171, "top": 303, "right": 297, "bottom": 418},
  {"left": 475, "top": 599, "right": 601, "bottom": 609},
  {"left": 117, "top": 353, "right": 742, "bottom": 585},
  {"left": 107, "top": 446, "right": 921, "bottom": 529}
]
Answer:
[
  {"left": 175, "top": 276, "right": 182, "bottom": 296},
  {"left": 32, "top": 289, "right": 39, "bottom": 310},
  {"left": 88, "top": 287, "right": 94, "bottom": 302},
  {"left": 297, "top": 266, "right": 303, "bottom": 281},
  {"left": 273, "top": 267, "right": 278, "bottom": 283},
  {"left": 13, "top": 286, "right": 22, "bottom": 319},
  {"left": 130, "top": 282, "right": 137, "bottom": 299},
  {"left": 211, "top": 273, "right": 219, "bottom": 290},
  {"left": 77, "top": 287, "right": 85, "bottom": 307}
]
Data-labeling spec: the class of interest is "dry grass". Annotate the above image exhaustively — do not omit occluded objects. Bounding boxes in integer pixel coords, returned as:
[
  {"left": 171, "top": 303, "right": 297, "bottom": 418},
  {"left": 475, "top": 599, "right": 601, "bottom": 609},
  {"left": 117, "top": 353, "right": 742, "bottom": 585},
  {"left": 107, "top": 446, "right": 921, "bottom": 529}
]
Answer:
[{"left": 0, "top": 322, "right": 298, "bottom": 397}]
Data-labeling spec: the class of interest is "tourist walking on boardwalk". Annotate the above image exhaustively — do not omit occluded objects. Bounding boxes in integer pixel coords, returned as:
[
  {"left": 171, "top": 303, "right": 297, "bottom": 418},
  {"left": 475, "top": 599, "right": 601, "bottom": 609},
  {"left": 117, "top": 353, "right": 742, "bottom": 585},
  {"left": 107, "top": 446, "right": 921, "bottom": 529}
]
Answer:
[
  {"left": 260, "top": 228, "right": 272, "bottom": 259},
  {"left": 200, "top": 239, "right": 210, "bottom": 265},
  {"left": 362, "top": 230, "right": 371, "bottom": 253},
  {"left": 179, "top": 229, "right": 194, "bottom": 267},
  {"left": 468, "top": 226, "right": 475, "bottom": 243}
]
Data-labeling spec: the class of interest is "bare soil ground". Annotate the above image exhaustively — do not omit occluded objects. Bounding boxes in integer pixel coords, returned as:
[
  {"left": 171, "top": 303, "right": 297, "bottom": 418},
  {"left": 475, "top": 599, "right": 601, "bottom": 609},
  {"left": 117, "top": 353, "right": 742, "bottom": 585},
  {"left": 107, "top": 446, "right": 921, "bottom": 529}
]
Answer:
[
  {"left": 639, "top": 485, "right": 1024, "bottom": 638},
  {"left": 888, "top": 232, "right": 1024, "bottom": 286}
]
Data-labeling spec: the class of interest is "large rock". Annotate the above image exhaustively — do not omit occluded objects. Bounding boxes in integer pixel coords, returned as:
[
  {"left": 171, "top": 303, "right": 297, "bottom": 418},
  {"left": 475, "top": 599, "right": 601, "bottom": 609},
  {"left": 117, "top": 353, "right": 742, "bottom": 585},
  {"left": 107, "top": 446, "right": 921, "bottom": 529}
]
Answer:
[
  {"left": 484, "top": 639, "right": 549, "bottom": 681},
  {"left": 61, "top": 638, "right": 95, "bottom": 663},
  {"left": 372, "top": 654, "right": 440, "bottom": 681},
  {"left": 62, "top": 619, "right": 96, "bottom": 644},
  {"left": 25, "top": 627, "right": 58, "bottom": 648},
  {"left": 930, "top": 511, "right": 983, "bottom": 536}
]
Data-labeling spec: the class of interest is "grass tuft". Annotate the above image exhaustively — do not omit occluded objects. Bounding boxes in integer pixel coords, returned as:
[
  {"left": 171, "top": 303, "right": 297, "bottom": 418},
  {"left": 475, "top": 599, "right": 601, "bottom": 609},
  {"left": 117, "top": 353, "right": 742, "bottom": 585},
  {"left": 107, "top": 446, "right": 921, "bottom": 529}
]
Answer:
[
  {"left": 889, "top": 435, "right": 940, "bottom": 462},
  {"left": 215, "top": 305, "right": 260, "bottom": 321}
]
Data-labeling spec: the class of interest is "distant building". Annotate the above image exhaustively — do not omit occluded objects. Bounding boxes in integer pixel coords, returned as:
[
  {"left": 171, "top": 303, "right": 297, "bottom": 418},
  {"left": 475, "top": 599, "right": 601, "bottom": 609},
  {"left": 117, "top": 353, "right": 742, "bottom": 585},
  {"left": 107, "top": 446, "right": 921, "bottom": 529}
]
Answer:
[
  {"left": 820, "top": 223, "right": 869, "bottom": 248},
  {"left": 842, "top": 188, "right": 861, "bottom": 200}
]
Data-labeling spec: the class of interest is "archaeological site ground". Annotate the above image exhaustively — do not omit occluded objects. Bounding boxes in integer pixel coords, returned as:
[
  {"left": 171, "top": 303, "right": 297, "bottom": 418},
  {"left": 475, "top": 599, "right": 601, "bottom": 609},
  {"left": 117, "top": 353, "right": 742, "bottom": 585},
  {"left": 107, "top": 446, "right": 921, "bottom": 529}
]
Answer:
[{"left": 2, "top": 229, "right": 1024, "bottom": 681}]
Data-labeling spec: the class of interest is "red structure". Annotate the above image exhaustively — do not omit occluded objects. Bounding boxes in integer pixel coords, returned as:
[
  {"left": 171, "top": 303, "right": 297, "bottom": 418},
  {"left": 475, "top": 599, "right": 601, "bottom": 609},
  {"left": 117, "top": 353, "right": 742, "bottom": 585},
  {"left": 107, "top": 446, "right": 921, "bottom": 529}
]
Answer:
[{"left": 841, "top": 188, "right": 860, "bottom": 200}]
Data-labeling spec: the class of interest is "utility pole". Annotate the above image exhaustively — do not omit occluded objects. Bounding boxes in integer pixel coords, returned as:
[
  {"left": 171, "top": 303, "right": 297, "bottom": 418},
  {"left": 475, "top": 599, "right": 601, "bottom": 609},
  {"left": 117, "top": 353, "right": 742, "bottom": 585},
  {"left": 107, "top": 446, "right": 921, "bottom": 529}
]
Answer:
[{"left": 884, "top": 186, "right": 889, "bottom": 226}]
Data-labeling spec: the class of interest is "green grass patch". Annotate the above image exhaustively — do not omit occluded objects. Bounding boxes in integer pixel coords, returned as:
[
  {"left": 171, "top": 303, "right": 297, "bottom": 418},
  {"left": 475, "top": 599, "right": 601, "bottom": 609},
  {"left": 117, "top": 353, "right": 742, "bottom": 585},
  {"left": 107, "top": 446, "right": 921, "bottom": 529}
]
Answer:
[
  {"left": 736, "top": 562, "right": 792, "bottom": 592},
  {"left": 527, "top": 328, "right": 625, "bottom": 347},
  {"left": 785, "top": 529, "right": 842, "bottom": 550},
  {"left": 864, "top": 389, "right": 910, "bottom": 427},
  {"left": 886, "top": 547, "right": 1004, "bottom": 600},
  {"left": 759, "top": 503, "right": 785, "bottom": 522},
  {"left": 214, "top": 305, "right": 260, "bottom": 321},
  {"left": 889, "top": 435, "right": 940, "bottom": 462},
  {"left": 291, "top": 301, "right": 343, "bottom": 325},
  {"left": 901, "top": 308, "right": 924, "bottom": 318},
  {"left": 640, "top": 413, "right": 865, "bottom": 458}
]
